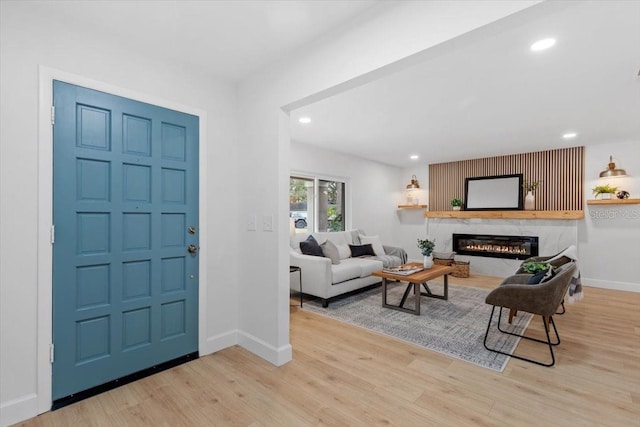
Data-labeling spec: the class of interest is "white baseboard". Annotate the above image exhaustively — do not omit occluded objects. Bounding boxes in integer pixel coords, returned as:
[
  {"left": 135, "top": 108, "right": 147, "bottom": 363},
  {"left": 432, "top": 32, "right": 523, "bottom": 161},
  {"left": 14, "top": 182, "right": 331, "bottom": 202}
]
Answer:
[
  {"left": 200, "top": 330, "right": 238, "bottom": 356},
  {"left": 583, "top": 278, "right": 640, "bottom": 293},
  {"left": 237, "top": 331, "right": 293, "bottom": 366},
  {"left": 1, "top": 393, "right": 39, "bottom": 427}
]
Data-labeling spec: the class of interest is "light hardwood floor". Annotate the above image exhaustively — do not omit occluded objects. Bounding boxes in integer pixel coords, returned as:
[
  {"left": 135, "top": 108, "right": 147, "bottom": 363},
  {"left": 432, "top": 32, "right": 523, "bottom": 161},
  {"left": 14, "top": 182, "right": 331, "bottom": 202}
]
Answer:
[{"left": 18, "top": 276, "right": 640, "bottom": 426}]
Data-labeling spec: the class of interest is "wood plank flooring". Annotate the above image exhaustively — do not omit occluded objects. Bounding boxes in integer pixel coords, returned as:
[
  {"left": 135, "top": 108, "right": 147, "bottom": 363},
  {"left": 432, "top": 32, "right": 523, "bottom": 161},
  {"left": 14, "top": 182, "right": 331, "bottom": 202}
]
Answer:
[{"left": 17, "top": 276, "right": 640, "bottom": 426}]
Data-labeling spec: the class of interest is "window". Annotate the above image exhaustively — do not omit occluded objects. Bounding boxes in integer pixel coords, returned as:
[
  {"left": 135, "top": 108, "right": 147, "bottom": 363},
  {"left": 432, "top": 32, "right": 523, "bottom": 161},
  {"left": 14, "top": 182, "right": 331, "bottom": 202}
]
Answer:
[{"left": 290, "top": 175, "right": 346, "bottom": 233}]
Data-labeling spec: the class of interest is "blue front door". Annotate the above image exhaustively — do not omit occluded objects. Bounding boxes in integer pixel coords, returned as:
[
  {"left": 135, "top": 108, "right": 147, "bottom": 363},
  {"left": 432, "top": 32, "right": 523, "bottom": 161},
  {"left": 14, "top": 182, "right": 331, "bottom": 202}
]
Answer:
[{"left": 52, "top": 81, "right": 199, "bottom": 401}]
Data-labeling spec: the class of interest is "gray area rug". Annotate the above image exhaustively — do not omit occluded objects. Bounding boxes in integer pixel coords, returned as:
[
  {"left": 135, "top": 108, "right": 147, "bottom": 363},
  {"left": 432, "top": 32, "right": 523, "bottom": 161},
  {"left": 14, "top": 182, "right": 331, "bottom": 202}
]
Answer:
[{"left": 302, "top": 282, "right": 532, "bottom": 372}]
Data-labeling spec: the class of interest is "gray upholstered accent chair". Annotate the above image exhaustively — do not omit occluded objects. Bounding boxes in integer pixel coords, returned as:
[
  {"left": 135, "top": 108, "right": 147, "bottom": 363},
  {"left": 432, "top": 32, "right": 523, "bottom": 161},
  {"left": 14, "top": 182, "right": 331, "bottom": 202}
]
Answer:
[{"left": 483, "top": 262, "right": 577, "bottom": 367}]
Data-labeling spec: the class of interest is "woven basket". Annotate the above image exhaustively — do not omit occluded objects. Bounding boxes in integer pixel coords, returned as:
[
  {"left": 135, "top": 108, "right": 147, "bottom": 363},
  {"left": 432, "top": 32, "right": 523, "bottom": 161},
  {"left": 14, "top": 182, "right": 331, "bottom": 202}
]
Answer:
[
  {"left": 451, "top": 261, "right": 470, "bottom": 278},
  {"left": 433, "top": 258, "right": 454, "bottom": 266}
]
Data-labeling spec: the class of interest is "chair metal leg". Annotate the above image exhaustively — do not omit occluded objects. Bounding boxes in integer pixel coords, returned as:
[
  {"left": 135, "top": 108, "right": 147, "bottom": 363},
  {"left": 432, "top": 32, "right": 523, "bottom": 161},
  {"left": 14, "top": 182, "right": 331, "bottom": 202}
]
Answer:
[
  {"left": 484, "top": 306, "right": 560, "bottom": 367},
  {"left": 556, "top": 299, "right": 566, "bottom": 315}
]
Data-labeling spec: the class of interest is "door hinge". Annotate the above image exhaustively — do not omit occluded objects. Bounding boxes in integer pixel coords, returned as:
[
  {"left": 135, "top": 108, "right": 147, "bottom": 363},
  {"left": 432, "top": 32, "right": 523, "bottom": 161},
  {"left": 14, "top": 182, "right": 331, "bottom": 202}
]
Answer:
[
  {"left": 51, "top": 105, "right": 55, "bottom": 125},
  {"left": 50, "top": 344, "right": 54, "bottom": 363},
  {"left": 50, "top": 225, "right": 55, "bottom": 244}
]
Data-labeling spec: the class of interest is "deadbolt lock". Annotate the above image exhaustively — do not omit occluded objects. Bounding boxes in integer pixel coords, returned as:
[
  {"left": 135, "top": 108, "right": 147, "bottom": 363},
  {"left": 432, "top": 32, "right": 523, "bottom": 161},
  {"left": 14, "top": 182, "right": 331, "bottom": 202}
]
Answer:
[{"left": 188, "top": 226, "right": 196, "bottom": 234}]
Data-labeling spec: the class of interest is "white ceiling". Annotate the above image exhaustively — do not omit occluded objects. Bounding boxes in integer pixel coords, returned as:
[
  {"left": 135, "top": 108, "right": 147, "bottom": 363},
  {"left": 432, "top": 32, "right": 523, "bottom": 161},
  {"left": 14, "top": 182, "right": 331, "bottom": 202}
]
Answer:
[
  {"left": 21, "top": 0, "right": 381, "bottom": 81},
  {"left": 14, "top": 1, "right": 639, "bottom": 170},
  {"left": 290, "top": 1, "right": 640, "bottom": 168}
]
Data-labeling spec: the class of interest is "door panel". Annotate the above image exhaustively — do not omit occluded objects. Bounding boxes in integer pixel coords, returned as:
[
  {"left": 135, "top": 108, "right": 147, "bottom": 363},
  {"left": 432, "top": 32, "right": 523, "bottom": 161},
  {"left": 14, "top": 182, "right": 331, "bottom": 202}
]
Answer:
[{"left": 52, "top": 81, "right": 199, "bottom": 400}]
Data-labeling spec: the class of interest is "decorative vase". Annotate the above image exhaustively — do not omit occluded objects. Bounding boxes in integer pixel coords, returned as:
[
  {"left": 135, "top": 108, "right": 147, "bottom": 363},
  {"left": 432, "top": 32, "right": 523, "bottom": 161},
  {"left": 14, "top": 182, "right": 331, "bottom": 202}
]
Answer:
[
  {"left": 598, "top": 193, "right": 612, "bottom": 200},
  {"left": 524, "top": 191, "right": 535, "bottom": 210},
  {"left": 616, "top": 190, "right": 630, "bottom": 200},
  {"left": 423, "top": 254, "right": 433, "bottom": 269},
  {"left": 452, "top": 206, "right": 461, "bottom": 211}
]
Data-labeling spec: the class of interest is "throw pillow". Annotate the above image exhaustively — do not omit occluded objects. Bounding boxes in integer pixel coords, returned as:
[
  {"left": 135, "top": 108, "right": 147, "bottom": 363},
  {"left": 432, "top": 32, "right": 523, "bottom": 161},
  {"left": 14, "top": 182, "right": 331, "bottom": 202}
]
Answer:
[
  {"left": 321, "top": 240, "right": 341, "bottom": 265},
  {"left": 349, "top": 243, "right": 376, "bottom": 258},
  {"left": 359, "top": 234, "right": 385, "bottom": 256},
  {"left": 335, "top": 243, "right": 351, "bottom": 259},
  {"left": 527, "top": 266, "right": 556, "bottom": 284},
  {"left": 299, "top": 235, "right": 324, "bottom": 257}
]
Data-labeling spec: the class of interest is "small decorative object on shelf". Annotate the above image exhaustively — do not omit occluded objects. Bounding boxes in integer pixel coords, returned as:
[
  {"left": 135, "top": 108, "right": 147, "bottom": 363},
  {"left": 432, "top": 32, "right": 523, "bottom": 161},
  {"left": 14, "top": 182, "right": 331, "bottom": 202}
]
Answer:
[
  {"left": 592, "top": 184, "right": 618, "bottom": 199},
  {"left": 405, "top": 174, "right": 421, "bottom": 205},
  {"left": 450, "top": 197, "right": 463, "bottom": 211},
  {"left": 524, "top": 191, "right": 535, "bottom": 210},
  {"left": 417, "top": 238, "right": 435, "bottom": 269},
  {"left": 522, "top": 180, "right": 541, "bottom": 211},
  {"left": 616, "top": 190, "right": 630, "bottom": 200}
]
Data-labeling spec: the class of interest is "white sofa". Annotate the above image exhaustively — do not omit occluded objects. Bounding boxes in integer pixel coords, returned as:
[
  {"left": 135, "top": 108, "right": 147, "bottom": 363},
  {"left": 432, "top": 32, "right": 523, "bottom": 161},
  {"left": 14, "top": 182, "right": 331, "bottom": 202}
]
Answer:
[{"left": 290, "top": 230, "right": 407, "bottom": 307}]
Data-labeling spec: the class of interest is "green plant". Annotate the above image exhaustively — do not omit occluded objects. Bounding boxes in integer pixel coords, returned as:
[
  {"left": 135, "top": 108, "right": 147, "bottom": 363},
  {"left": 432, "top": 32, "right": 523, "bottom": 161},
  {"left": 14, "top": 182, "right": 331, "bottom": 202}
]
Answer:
[
  {"left": 417, "top": 238, "right": 436, "bottom": 256},
  {"left": 521, "top": 261, "right": 551, "bottom": 274},
  {"left": 522, "top": 180, "right": 542, "bottom": 192},
  {"left": 327, "top": 213, "right": 343, "bottom": 232},
  {"left": 592, "top": 184, "right": 618, "bottom": 196},
  {"left": 450, "top": 197, "right": 463, "bottom": 207}
]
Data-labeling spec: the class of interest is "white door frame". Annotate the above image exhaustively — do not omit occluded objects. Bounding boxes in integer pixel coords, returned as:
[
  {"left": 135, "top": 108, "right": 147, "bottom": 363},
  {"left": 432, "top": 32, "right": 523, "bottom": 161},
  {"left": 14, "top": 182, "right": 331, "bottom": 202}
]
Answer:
[{"left": 37, "top": 66, "right": 208, "bottom": 413}]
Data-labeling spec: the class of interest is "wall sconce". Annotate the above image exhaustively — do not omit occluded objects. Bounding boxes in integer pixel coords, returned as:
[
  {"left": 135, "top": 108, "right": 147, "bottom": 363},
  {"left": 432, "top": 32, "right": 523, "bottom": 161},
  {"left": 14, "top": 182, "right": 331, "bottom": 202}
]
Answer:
[
  {"left": 599, "top": 155, "right": 627, "bottom": 178},
  {"left": 405, "top": 174, "right": 420, "bottom": 204}
]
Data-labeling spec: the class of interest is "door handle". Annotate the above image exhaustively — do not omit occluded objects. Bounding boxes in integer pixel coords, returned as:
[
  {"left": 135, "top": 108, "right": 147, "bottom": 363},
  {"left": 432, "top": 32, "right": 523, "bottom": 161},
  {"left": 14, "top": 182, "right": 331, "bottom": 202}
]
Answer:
[{"left": 187, "top": 244, "right": 198, "bottom": 254}]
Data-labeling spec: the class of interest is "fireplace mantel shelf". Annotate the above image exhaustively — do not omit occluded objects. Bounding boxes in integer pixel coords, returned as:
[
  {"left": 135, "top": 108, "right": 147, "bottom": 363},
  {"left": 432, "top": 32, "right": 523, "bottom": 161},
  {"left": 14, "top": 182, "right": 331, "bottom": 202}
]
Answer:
[{"left": 424, "top": 210, "right": 584, "bottom": 220}]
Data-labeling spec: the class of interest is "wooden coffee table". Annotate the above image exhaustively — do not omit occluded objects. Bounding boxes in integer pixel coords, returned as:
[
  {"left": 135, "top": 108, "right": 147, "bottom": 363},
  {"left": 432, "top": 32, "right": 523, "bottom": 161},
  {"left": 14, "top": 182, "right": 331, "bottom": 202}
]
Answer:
[{"left": 372, "top": 262, "right": 455, "bottom": 315}]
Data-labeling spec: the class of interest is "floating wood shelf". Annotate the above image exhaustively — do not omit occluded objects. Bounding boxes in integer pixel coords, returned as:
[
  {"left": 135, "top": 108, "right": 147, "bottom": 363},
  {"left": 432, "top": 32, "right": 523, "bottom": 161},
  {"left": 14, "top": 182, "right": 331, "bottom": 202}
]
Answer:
[
  {"left": 398, "top": 204, "right": 428, "bottom": 209},
  {"left": 586, "top": 198, "right": 640, "bottom": 205},
  {"left": 424, "top": 210, "right": 584, "bottom": 219}
]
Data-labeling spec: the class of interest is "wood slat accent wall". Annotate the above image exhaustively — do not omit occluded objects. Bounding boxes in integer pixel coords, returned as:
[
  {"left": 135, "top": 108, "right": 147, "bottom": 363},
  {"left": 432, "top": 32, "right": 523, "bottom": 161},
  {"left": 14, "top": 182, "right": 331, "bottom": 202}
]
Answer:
[{"left": 428, "top": 147, "right": 584, "bottom": 211}]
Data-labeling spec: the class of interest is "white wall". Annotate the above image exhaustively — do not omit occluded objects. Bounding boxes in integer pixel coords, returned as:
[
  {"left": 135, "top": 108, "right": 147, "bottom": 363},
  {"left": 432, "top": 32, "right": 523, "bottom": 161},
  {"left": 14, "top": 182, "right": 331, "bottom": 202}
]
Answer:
[
  {"left": 290, "top": 141, "right": 404, "bottom": 245},
  {"left": 580, "top": 141, "right": 640, "bottom": 291},
  {"left": 0, "top": 4, "right": 239, "bottom": 425},
  {"left": 397, "top": 168, "right": 431, "bottom": 261},
  {"left": 235, "top": 0, "right": 540, "bottom": 366}
]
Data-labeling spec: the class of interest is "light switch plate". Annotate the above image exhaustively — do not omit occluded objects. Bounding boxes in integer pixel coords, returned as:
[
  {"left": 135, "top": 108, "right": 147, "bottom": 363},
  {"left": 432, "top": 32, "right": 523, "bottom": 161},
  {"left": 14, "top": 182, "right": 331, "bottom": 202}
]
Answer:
[
  {"left": 247, "top": 215, "right": 257, "bottom": 231},
  {"left": 262, "top": 215, "right": 273, "bottom": 232}
]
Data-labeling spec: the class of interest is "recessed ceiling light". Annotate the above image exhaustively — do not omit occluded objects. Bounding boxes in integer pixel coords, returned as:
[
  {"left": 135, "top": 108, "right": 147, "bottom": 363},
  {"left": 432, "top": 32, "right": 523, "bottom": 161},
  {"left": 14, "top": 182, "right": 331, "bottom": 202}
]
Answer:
[
  {"left": 530, "top": 38, "right": 556, "bottom": 52},
  {"left": 410, "top": 155, "right": 419, "bottom": 160},
  {"left": 563, "top": 132, "right": 578, "bottom": 139},
  {"left": 298, "top": 117, "right": 311, "bottom": 124}
]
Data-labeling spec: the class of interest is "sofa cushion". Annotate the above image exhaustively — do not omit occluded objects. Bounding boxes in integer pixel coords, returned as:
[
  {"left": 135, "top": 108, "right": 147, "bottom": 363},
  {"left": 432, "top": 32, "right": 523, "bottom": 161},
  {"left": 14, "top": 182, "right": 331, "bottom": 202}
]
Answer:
[
  {"left": 300, "top": 235, "right": 323, "bottom": 257},
  {"left": 333, "top": 244, "right": 350, "bottom": 259},
  {"left": 331, "top": 258, "right": 384, "bottom": 284},
  {"left": 331, "top": 262, "right": 362, "bottom": 284},
  {"left": 356, "top": 258, "right": 384, "bottom": 277},
  {"left": 359, "top": 234, "right": 385, "bottom": 256},
  {"left": 321, "top": 239, "right": 341, "bottom": 265},
  {"left": 349, "top": 244, "right": 376, "bottom": 257},
  {"left": 315, "top": 231, "right": 353, "bottom": 259}
]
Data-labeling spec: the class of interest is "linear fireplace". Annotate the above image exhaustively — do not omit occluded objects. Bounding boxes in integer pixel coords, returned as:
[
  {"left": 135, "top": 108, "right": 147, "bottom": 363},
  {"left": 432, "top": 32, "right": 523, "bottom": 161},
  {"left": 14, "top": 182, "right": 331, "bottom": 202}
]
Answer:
[{"left": 452, "top": 233, "right": 539, "bottom": 260}]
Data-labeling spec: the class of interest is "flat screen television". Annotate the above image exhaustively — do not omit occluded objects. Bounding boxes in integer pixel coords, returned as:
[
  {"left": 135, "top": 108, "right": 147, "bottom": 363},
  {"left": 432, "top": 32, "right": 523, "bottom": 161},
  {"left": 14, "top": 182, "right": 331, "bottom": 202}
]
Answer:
[{"left": 464, "top": 174, "right": 523, "bottom": 211}]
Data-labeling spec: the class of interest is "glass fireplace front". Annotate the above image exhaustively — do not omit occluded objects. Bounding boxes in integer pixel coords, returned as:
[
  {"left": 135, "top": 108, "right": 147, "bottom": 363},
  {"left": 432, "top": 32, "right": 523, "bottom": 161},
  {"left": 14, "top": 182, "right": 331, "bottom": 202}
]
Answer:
[{"left": 452, "top": 233, "right": 539, "bottom": 260}]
